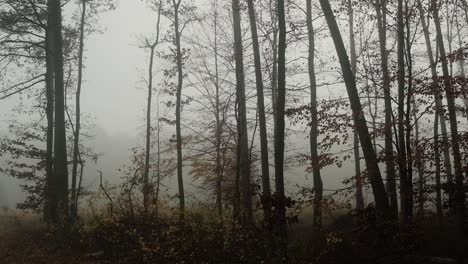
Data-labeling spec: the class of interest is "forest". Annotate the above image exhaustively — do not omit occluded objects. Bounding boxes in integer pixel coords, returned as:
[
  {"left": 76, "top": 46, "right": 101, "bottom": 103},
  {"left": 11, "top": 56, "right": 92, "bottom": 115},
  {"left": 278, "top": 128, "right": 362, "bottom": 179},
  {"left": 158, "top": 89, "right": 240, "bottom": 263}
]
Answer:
[{"left": 0, "top": 0, "right": 467, "bottom": 263}]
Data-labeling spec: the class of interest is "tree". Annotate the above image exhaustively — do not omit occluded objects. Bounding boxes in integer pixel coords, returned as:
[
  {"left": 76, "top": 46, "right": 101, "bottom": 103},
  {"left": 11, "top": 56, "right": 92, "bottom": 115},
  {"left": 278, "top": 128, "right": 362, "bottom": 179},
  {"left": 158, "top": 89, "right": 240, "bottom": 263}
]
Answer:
[
  {"left": 317, "top": 0, "right": 390, "bottom": 218},
  {"left": 48, "top": 0, "right": 69, "bottom": 230},
  {"left": 348, "top": 0, "right": 364, "bottom": 211},
  {"left": 306, "top": 0, "right": 324, "bottom": 229},
  {"left": 231, "top": 0, "right": 252, "bottom": 226},
  {"left": 431, "top": 0, "right": 466, "bottom": 245},
  {"left": 141, "top": 0, "right": 162, "bottom": 215},
  {"left": 246, "top": 0, "right": 272, "bottom": 230},
  {"left": 375, "top": 0, "right": 397, "bottom": 217},
  {"left": 172, "top": 0, "right": 186, "bottom": 223},
  {"left": 275, "top": 0, "right": 287, "bottom": 250},
  {"left": 70, "top": 0, "right": 87, "bottom": 223}
]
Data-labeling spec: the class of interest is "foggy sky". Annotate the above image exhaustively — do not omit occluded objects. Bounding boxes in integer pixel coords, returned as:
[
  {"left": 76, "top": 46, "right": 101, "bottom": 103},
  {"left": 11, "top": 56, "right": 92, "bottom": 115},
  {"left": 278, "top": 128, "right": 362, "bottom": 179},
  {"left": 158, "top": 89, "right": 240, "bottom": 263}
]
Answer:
[{"left": 0, "top": 0, "right": 365, "bottom": 209}]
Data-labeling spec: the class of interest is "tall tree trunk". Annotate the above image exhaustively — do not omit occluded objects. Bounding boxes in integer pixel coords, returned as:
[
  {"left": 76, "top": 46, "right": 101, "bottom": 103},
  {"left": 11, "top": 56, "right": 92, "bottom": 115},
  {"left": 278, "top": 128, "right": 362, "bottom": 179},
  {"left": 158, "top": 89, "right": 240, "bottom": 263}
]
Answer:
[
  {"left": 173, "top": 0, "right": 185, "bottom": 223},
  {"left": 404, "top": 0, "right": 414, "bottom": 221},
  {"left": 144, "top": 45, "right": 156, "bottom": 214},
  {"left": 397, "top": 0, "right": 411, "bottom": 226},
  {"left": 431, "top": 0, "right": 465, "bottom": 246},
  {"left": 213, "top": 1, "right": 223, "bottom": 220},
  {"left": 434, "top": 110, "right": 443, "bottom": 226},
  {"left": 417, "top": 1, "right": 452, "bottom": 219},
  {"left": 48, "top": 0, "right": 69, "bottom": 230},
  {"left": 247, "top": 0, "right": 272, "bottom": 229},
  {"left": 44, "top": 19, "right": 55, "bottom": 223},
  {"left": 275, "top": 0, "right": 287, "bottom": 252},
  {"left": 232, "top": 0, "right": 252, "bottom": 226},
  {"left": 318, "top": 0, "right": 390, "bottom": 218},
  {"left": 70, "top": 0, "right": 86, "bottom": 223},
  {"left": 349, "top": 0, "right": 364, "bottom": 211},
  {"left": 375, "top": 0, "right": 397, "bottom": 217},
  {"left": 306, "top": 0, "right": 323, "bottom": 229},
  {"left": 144, "top": 0, "right": 162, "bottom": 215},
  {"left": 270, "top": 0, "right": 278, "bottom": 144}
]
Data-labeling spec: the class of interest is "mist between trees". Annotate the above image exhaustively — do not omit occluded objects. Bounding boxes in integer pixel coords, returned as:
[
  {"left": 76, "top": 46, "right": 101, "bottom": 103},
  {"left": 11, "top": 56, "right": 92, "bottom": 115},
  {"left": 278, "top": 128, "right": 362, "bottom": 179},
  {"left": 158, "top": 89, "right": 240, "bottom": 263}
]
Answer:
[{"left": 0, "top": 0, "right": 468, "bottom": 263}]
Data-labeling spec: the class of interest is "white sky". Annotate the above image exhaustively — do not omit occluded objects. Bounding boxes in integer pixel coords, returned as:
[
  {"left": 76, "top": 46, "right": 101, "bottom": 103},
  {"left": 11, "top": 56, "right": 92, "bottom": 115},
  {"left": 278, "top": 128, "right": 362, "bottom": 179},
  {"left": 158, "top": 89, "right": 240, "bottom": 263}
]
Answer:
[{"left": 82, "top": 0, "right": 158, "bottom": 136}]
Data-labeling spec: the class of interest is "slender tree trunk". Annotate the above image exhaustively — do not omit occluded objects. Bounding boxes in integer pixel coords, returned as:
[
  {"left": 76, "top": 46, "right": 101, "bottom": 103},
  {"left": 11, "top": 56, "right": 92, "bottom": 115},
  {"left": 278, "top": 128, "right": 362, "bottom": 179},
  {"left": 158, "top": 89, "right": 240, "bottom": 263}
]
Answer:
[
  {"left": 48, "top": 0, "right": 69, "bottom": 230},
  {"left": 155, "top": 88, "right": 162, "bottom": 217},
  {"left": 70, "top": 0, "right": 86, "bottom": 223},
  {"left": 349, "top": 0, "right": 364, "bottom": 211},
  {"left": 417, "top": 1, "right": 452, "bottom": 219},
  {"left": 375, "top": 0, "right": 397, "bottom": 217},
  {"left": 397, "top": 0, "right": 411, "bottom": 226},
  {"left": 232, "top": 0, "right": 252, "bottom": 226},
  {"left": 144, "top": 45, "right": 155, "bottom": 213},
  {"left": 275, "top": 0, "right": 287, "bottom": 252},
  {"left": 173, "top": 0, "right": 185, "bottom": 224},
  {"left": 434, "top": 111, "right": 443, "bottom": 226},
  {"left": 44, "top": 19, "right": 55, "bottom": 223},
  {"left": 431, "top": 0, "right": 465, "bottom": 246},
  {"left": 318, "top": 0, "right": 390, "bottom": 218},
  {"left": 270, "top": 0, "right": 278, "bottom": 142},
  {"left": 247, "top": 0, "right": 272, "bottom": 229},
  {"left": 213, "top": 2, "right": 223, "bottom": 220},
  {"left": 307, "top": 0, "right": 324, "bottom": 228},
  {"left": 404, "top": 0, "right": 414, "bottom": 221}
]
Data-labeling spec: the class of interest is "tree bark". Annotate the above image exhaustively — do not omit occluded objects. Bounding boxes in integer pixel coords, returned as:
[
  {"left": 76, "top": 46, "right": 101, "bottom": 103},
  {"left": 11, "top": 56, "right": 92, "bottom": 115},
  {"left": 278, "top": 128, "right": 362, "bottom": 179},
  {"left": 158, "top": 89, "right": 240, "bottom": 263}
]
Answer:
[
  {"left": 246, "top": 0, "right": 272, "bottom": 229},
  {"left": 275, "top": 0, "right": 287, "bottom": 251},
  {"left": 232, "top": 0, "right": 252, "bottom": 226},
  {"left": 44, "top": 13, "right": 55, "bottom": 223},
  {"left": 318, "top": 0, "right": 390, "bottom": 218},
  {"left": 397, "top": 0, "right": 411, "bottom": 226},
  {"left": 375, "top": 0, "right": 397, "bottom": 217},
  {"left": 48, "top": 0, "right": 69, "bottom": 230},
  {"left": 417, "top": 0, "right": 452, "bottom": 219},
  {"left": 70, "top": 0, "right": 86, "bottom": 223},
  {"left": 173, "top": 0, "right": 185, "bottom": 224},
  {"left": 349, "top": 0, "right": 364, "bottom": 211},
  {"left": 431, "top": 0, "right": 465, "bottom": 245},
  {"left": 307, "top": 0, "right": 324, "bottom": 229}
]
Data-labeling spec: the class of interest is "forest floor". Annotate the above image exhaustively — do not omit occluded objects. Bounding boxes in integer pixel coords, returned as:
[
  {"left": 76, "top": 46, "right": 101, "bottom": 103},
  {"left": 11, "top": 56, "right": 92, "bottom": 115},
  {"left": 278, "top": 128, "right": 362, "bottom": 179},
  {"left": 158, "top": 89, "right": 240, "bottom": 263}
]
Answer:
[
  {"left": 0, "top": 211, "right": 466, "bottom": 264},
  {"left": 0, "top": 213, "right": 109, "bottom": 264}
]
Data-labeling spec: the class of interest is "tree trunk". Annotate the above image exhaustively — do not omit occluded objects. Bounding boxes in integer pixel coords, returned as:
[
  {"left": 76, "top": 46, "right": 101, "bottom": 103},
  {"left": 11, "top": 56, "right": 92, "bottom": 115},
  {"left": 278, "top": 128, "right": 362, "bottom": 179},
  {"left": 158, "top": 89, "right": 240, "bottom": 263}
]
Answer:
[
  {"left": 213, "top": 2, "right": 223, "bottom": 220},
  {"left": 275, "top": 0, "right": 287, "bottom": 252},
  {"left": 431, "top": 0, "right": 465, "bottom": 246},
  {"left": 232, "top": 0, "right": 252, "bottom": 226},
  {"left": 306, "top": 0, "right": 323, "bottom": 229},
  {"left": 70, "top": 0, "right": 86, "bottom": 223},
  {"left": 349, "top": 0, "right": 364, "bottom": 211},
  {"left": 247, "top": 0, "right": 272, "bottom": 229},
  {"left": 397, "top": 0, "right": 411, "bottom": 226},
  {"left": 173, "top": 0, "right": 185, "bottom": 224},
  {"left": 44, "top": 16, "right": 55, "bottom": 223},
  {"left": 48, "top": 0, "right": 69, "bottom": 231},
  {"left": 318, "top": 0, "right": 390, "bottom": 218},
  {"left": 144, "top": 45, "right": 155, "bottom": 214},
  {"left": 417, "top": 0, "right": 451, "bottom": 220},
  {"left": 375, "top": 0, "right": 397, "bottom": 217}
]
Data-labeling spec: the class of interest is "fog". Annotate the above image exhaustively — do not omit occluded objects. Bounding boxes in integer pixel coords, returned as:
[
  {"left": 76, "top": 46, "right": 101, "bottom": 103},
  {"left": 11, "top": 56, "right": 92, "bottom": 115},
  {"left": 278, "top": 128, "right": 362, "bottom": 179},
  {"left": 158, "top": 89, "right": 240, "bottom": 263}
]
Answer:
[{"left": 0, "top": 0, "right": 363, "bottom": 210}]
